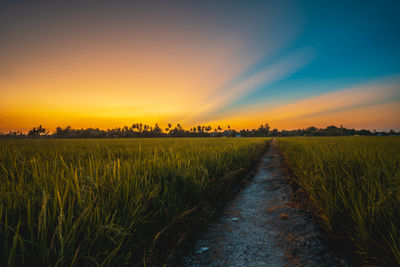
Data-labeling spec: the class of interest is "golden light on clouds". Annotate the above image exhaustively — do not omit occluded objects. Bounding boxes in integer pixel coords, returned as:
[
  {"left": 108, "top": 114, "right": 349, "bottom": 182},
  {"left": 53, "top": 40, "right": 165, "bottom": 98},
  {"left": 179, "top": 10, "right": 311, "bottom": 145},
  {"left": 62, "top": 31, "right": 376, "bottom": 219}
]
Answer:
[{"left": 207, "top": 79, "right": 400, "bottom": 130}]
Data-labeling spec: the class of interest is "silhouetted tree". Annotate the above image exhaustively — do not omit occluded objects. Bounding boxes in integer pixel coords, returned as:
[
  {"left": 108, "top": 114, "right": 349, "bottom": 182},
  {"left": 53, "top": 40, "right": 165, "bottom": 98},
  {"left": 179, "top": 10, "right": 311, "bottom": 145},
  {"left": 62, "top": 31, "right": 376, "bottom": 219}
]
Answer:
[
  {"left": 28, "top": 125, "right": 47, "bottom": 136},
  {"left": 4, "top": 122, "right": 397, "bottom": 139}
]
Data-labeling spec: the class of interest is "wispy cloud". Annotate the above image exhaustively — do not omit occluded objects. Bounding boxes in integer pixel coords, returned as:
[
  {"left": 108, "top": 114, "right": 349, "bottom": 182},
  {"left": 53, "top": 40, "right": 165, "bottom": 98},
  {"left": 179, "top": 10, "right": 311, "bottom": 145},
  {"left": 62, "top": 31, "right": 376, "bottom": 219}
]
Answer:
[
  {"left": 206, "top": 77, "right": 400, "bottom": 130},
  {"left": 182, "top": 48, "right": 315, "bottom": 124}
]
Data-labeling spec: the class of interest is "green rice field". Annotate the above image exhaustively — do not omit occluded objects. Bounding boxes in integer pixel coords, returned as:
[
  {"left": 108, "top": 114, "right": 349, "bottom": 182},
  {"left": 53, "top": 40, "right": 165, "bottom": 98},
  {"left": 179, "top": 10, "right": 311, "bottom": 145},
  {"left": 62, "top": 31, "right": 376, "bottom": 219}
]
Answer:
[
  {"left": 0, "top": 138, "right": 268, "bottom": 266},
  {"left": 277, "top": 137, "right": 400, "bottom": 265},
  {"left": 1, "top": 137, "right": 399, "bottom": 266}
]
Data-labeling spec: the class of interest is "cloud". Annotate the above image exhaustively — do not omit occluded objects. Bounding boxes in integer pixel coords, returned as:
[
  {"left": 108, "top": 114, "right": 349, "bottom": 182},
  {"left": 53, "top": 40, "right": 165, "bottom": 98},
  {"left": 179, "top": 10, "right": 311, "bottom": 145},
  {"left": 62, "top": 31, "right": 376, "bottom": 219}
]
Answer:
[
  {"left": 206, "top": 77, "right": 400, "bottom": 130},
  {"left": 181, "top": 48, "right": 315, "bottom": 124}
]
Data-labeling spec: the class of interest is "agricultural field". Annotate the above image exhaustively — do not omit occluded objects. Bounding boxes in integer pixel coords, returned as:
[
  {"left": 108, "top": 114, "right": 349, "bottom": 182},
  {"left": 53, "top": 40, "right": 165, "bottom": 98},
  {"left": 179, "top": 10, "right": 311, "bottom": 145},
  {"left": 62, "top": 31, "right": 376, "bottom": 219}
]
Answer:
[
  {"left": 1, "top": 136, "right": 399, "bottom": 266},
  {"left": 0, "top": 138, "right": 269, "bottom": 266},
  {"left": 277, "top": 137, "right": 400, "bottom": 266}
]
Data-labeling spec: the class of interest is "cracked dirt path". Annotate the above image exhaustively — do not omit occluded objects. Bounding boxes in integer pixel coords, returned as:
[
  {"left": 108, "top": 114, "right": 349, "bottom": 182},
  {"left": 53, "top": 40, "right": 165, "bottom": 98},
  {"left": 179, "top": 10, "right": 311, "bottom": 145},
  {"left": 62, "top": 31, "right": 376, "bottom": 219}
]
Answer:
[{"left": 184, "top": 140, "right": 352, "bottom": 267}]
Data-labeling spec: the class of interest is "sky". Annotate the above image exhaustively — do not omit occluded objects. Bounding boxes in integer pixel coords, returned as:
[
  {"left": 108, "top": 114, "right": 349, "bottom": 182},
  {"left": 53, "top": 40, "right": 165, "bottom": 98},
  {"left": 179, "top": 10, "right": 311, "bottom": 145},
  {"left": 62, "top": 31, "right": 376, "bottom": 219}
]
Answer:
[{"left": 1, "top": 0, "right": 399, "bottom": 132}]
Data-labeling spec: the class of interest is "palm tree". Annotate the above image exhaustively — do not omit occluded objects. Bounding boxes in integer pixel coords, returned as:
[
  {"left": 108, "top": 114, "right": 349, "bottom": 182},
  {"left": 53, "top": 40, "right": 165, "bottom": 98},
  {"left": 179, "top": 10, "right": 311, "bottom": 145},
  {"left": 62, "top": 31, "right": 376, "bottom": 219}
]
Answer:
[{"left": 28, "top": 125, "right": 47, "bottom": 136}]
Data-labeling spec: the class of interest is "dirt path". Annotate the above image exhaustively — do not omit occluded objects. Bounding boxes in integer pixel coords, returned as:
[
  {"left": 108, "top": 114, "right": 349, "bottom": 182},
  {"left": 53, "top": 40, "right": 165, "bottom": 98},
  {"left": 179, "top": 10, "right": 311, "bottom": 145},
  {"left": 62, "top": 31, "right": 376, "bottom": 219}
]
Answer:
[{"left": 184, "top": 140, "right": 352, "bottom": 267}]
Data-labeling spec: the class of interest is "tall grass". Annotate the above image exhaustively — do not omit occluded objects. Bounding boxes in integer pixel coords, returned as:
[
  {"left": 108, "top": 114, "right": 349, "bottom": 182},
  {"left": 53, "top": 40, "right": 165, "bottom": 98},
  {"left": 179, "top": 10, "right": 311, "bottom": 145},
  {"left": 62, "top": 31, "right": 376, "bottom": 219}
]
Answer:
[
  {"left": 0, "top": 138, "right": 269, "bottom": 266},
  {"left": 277, "top": 137, "right": 400, "bottom": 265}
]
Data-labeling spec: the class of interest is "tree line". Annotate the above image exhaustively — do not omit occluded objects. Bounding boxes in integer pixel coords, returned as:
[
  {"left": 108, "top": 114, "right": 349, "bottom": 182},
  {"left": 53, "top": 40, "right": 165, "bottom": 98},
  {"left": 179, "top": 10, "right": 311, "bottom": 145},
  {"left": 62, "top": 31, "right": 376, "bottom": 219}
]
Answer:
[{"left": 1, "top": 123, "right": 399, "bottom": 138}]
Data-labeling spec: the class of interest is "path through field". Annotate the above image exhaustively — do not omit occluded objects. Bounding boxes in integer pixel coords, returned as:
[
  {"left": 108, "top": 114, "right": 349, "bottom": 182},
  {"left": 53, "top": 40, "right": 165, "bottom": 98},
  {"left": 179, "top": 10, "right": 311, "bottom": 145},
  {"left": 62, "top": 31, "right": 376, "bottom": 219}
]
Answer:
[{"left": 184, "top": 140, "right": 351, "bottom": 267}]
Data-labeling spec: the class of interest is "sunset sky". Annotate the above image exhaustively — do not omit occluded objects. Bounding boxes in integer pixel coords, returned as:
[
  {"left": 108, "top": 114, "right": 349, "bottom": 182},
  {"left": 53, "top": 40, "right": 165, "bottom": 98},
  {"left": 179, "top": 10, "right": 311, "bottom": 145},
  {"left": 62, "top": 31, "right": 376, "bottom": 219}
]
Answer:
[{"left": 1, "top": 0, "right": 400, "bottom": 132}]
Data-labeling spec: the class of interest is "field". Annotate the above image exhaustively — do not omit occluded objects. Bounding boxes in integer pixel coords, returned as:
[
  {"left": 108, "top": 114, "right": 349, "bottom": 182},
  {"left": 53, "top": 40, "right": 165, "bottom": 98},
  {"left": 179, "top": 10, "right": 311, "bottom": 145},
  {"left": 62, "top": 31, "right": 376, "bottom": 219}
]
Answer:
[
  {"left": 0, "top": 138, "right": 269, "bottom": 266},
  {"left": 277, "top": 137, "right": 400, "bottom": 265},
  {"left": 1, "top": 136, "right": 399, "bottom": 266}
]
